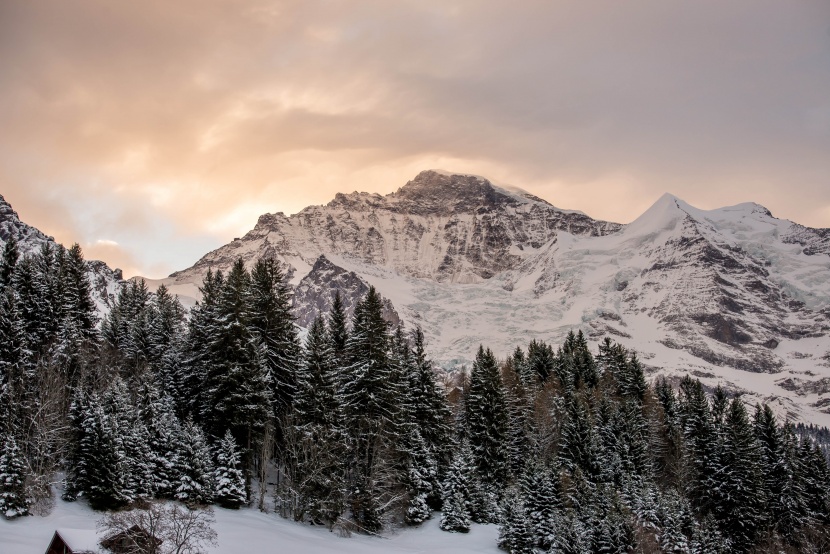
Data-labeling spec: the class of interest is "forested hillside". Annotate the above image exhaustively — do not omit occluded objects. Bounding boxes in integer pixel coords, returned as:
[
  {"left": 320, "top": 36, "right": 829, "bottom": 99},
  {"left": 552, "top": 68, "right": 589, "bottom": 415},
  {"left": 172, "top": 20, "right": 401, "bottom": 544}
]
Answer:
[{"left": 2, "top": 240, "right": 830, "bottom": 553}]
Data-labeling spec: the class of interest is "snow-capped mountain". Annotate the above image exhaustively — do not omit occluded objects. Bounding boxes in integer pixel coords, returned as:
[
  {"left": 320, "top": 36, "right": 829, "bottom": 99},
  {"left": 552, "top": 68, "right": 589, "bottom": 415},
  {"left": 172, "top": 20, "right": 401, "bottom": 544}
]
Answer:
[
  {"left": 155, "top": 170, "right": 830, "bottom": 425},
  {"left": 0, "top": 193, "right": 122, "bottom": 311}
]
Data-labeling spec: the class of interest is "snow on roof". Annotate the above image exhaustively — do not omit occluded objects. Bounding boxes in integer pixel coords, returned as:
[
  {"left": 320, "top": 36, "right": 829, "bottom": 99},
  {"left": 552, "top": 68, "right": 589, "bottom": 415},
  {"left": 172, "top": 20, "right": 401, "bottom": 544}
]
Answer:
[{"left": 54, "top": 528, "right": 102, "bottom": 553}]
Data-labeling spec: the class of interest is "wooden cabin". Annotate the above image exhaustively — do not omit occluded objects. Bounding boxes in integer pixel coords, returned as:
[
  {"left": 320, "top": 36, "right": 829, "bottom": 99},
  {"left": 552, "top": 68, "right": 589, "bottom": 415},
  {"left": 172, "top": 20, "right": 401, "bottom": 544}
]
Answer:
[{"left": 45, "top": 528, "right": 101, "bottom": 554}]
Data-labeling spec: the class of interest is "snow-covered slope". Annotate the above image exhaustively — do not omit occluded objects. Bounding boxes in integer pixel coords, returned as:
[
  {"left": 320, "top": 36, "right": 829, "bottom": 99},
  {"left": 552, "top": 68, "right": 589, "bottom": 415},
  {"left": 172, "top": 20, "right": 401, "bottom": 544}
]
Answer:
[
  {"left": 0, "top": 495, "right": 499, "bottom": 554},
  {"left": 0, "top": 194, "right": 122, "bottom": 312},
  {"left": 148, "top": 172, "right": 830, "bottom": 426}
]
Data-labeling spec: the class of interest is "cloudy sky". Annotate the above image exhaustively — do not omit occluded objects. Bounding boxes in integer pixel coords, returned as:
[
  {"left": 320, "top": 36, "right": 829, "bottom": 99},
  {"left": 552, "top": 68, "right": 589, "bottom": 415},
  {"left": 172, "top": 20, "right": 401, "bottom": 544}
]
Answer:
[{"left": 1, "top": 1, "right": 829, "bottom": 278}]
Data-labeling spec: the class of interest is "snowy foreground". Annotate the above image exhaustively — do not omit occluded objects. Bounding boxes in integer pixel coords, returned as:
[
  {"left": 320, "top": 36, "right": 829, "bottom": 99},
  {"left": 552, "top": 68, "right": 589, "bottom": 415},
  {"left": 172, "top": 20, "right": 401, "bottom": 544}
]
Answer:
[{"left": 1, "top": 498, "right": 499, "bottom": 554}]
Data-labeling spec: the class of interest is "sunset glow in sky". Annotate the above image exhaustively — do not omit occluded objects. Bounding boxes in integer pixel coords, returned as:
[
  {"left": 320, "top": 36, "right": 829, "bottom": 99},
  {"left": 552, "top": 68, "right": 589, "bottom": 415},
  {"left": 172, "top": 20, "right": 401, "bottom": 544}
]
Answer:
[{"left": 1, "top": 1, "right": 829, "bottom": 278}]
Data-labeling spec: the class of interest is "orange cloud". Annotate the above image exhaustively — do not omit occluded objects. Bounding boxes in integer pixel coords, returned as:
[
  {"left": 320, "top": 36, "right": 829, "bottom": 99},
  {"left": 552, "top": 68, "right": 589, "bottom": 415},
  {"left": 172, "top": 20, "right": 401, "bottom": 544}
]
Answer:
[{"left": 0, "top": 0, "right": 828, "bottom": 278}]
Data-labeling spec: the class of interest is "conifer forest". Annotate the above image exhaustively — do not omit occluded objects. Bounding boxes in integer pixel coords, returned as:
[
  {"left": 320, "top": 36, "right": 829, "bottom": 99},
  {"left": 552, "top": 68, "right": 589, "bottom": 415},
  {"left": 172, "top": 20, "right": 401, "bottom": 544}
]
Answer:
[{"left": 3, "top": 238, "right": 830, "bottom": 553}]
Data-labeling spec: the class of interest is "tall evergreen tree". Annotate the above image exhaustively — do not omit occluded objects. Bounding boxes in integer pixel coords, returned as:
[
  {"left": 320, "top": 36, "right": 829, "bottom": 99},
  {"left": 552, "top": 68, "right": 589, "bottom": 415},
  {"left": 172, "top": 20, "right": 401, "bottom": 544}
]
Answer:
[
  {"left": 465, "top": 345, "right": 509, "bottom": 485},
  {"left": 248, "top": 257, "right": 299, "bottom": 432},
  {"left": 715, "top": 398, "right": 766, "bottom": 551},
  {"left": 0, "top": 235, "right": 19, "bottom": 292},
  {"left": 204, "top": 259, "right": 272, "bottom": 492},
  {"left": 175, "top": 419, "right": 215, "bottom": 506},
  {"left": 340, "top": 287, "right": 401, "bottom": 532},
  {"left": 214, "top": 429, "right": 246, "bottom": 509},
  {"left": 440, "top": 444, "right": 473, "bottom": 533},
  {"left": 0, "top": 433, "right": 28, "bottom": 519}
]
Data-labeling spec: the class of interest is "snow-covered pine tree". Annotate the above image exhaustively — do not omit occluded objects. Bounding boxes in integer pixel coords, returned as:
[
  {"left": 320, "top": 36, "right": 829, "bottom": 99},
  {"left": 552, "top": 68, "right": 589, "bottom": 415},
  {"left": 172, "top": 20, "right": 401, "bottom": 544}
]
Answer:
[
  {"left": 549, "top": 509, "right": 589, "bottom": 554},
  {"left": 403, "top": 427, "right": 436, "bottom": 525},
  {"left": 0, "top": 285, "right": 26, "bottom": 433},
  {"left": 519, "top": 460, "right": 560, "bottom": 549},
  {"left": 178, "top": 268, "right": 222, "bottom": 420},
  {"left": 0, "top": 235, "right": 19, "bottom": 292},
  {"left": 563, "top": 330, "right": 598, "bottom": 389},
  {"left": 215, "top": 429, "right": 246, "bottom": 509},
  {"left": 61, "top": 243, "right": 98, "bottom": 342},
  {"left": 526, "top": 339, "right": 555, "bottom": 384},
  {"left": 204, "top": 259, "right": 272, "bottom": 497},
  {"left": 287, "top": 315, "right": 346, "bottom": 526},
  {"left": 559, "top": 396, "right": 600, "bottom": 479},
  {"left": 138, "top": 383, "right": 183, "bottom": 499},
  {"left": 465, "top": 345, "right": 509, "bottom": 485},
  {"left": 107, "top": 380, "right": 154, "bottom": 503},
  {"left": 408, "top": 326, "right": 452, "bottom": 493},
  {"left": 248, "top": 257, "right": 300, "bottom": 434},
  {"left": 11, "top": 256, "right": 47, "bottom": 354},
  {"left": 77, "top": 392, "right": 131, "bottom": 510},
  {"left": 340, "top": 286, "right": 401, "bottom": 532},
  {"left": 440, "top": 444, "right": 473, "bottom": 533},
  {"left": 714, "top": 398, "right": 766, "bottom": 550},
  {"left": 497, "top": 487, "right": 534, "bottom": 554},
  {"left": 0, "top": 433, "right": 28, "bottom": 519},
  {"left": 678, "top": 375, "right": 719, "bottom": 515},
  {"left": 175, "top": 419, "right": 215, "bottom": 506}
]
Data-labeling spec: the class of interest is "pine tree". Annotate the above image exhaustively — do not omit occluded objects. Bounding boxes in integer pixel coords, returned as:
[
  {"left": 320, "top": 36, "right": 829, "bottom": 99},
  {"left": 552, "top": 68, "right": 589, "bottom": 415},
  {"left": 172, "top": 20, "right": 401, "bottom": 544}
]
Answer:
[
  {"left": 327, "top": 291, "right": 348, "bottom": 361},
  {"left": 340, "top": 286, "right": 401, "bottom": 532},
  {"left": 559, "top": 396, "right": 600, "bottom": 479},
  {"left": 526, "top": 339, "right": 555, "bottom": 384},
  {"left": 77, "top": 392, "right": 131, "bottom": 511},
  {"left": 214, "top": 429, "right": 246, "bottom": 509},
  {"left": 290, "top": 315, "right": 346, "bottom": 526},
  {"left": 175, "top": 419, "right": 215, "bottom": 506},
  {"left": 498, "top": 487, "right": 534, "bottom": 554},
  {"left": 465, "top": 345, "right": 509, "bottom": 485},
  {"left": 0, "top": 235, "right": 19, "bottom": 292},
  {"left": 204, "top": 259, "right": 272, "bottom": 490},
  {"left": 0, "top": 286, "right": 26, "bottom": 433},
  {"left": 407, "top": 327, "right": 452, "bottom": 505},
  {"left": 440, "top": 445, "right": 472, "bottom": 533},
  {"left": 0, "top": 433, "right": 28, "bottom": 519},
  {"left": 61, "top": 243, "right": 98, "bottom": 341},
  {"left": 180, "top": 269, "right": 223, "bottom": 419},
  {"left": 138, "top": 385, "right": 182, "bottom": 499},
  {"left": 519, "top": 460, "right": 560, "bottom": 549},
  {"left": 715, "top": 398, "right": 766, "bottom": 551},
  {"left": 403, "top": 428, "right": 437, "bottom": 525},
  {"left": 248, "top": 257, "right": 300, "bottom": 432},
  {"left": 678, "top": 376, "right": 719, "bottom": 515}
]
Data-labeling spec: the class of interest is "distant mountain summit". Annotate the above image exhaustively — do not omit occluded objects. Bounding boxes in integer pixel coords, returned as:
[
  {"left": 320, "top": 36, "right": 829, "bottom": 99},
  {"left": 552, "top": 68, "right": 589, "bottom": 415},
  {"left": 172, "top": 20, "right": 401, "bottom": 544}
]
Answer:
[{"left": 171, "top": 169, "right": 620, "bottom": 285}]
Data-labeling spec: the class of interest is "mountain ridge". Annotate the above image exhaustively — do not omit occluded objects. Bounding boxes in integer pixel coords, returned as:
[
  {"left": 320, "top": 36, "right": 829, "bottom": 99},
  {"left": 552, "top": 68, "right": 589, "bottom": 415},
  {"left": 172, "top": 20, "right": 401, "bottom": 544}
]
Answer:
[{"left": 157, "top": 170, "right": 830, "bottom": 426}]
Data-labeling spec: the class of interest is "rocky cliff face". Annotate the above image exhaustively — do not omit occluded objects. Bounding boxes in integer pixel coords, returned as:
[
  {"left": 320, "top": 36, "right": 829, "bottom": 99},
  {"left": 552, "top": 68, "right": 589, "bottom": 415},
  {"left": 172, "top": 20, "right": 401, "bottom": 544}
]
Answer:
[
  {"left": 292, "top": 255, "right": 401, "bottom": 329},
  {"left": 0, "top": 194, "right": 122, "bottom": 311},
  {"left": 157, "top": 171, "right": 830, "bottom": 425}
]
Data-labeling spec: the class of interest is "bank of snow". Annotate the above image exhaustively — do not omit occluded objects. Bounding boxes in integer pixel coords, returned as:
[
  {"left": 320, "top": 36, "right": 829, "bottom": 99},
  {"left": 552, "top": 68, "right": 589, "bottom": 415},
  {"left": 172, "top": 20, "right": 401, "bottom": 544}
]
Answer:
[{"left": 0, "top": 498, "right": 500, "bottom": 554}]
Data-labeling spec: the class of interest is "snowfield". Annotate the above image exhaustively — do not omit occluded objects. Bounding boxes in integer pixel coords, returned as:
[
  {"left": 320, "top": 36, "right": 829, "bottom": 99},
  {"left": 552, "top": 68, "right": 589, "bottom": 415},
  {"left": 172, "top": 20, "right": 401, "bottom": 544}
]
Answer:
[{"left": 0, "top": 498, "right": 499, "bottom": 554}]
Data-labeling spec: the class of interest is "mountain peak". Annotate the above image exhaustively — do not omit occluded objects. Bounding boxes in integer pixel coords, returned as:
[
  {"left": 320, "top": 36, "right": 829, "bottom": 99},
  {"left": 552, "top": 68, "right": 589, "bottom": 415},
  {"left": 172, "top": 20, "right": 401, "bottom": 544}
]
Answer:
[{"left": 389, "top": 170, "right": 518, "bottom": 216}]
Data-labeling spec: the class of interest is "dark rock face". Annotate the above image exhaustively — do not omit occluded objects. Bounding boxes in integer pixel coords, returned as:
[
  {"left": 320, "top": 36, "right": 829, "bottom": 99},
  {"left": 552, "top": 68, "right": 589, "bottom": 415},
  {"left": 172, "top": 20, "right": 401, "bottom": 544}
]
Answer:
[
  {"left": 0, "top": 194, "right": 52, "bottom": 248},
  {"left": 292, "top": 255, "right": 401, "bottom": 329},
  {"left": 783, "top": 223, "right": 830, "bottom": 256}
]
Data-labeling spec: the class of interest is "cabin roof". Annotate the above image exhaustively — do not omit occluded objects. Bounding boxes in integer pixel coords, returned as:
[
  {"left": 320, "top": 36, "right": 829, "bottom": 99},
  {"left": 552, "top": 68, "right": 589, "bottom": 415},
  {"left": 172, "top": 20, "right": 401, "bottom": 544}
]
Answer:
[{"left": 53, "top": 528, "right": 101, "bottom": 553}]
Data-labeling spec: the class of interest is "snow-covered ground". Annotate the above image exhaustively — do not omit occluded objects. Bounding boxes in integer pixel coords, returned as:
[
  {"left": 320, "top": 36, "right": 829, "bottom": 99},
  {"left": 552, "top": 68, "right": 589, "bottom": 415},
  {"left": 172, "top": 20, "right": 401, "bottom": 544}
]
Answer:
[{"left": 0, "top": 498, "right": 499, "bottom": 554}]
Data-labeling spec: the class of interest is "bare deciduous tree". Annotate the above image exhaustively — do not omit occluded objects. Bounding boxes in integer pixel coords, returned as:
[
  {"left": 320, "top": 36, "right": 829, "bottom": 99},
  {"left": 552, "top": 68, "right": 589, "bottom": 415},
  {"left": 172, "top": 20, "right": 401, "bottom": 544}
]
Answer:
[{"left": 98, "top": 502, "right": 218, "bottom": 554}]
